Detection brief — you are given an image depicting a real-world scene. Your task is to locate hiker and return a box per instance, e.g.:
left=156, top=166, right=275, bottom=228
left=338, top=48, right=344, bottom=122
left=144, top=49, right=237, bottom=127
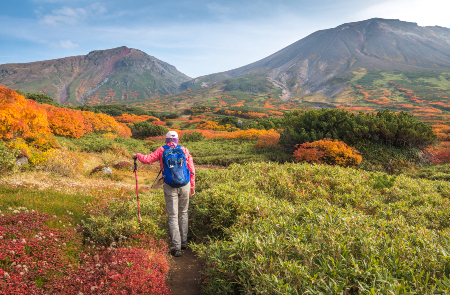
left=132, top=131, right=195, bottom=257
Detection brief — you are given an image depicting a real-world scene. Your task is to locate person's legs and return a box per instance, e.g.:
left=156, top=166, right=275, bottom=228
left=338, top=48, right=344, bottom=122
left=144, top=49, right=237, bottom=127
left=178, top=183, right=190, bottom=247
left=163, top=183, right=181, bottom=251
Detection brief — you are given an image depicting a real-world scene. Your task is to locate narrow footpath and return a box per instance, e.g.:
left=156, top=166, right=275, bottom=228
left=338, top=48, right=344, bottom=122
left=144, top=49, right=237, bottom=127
left=167, top=247, right=203, bottom=294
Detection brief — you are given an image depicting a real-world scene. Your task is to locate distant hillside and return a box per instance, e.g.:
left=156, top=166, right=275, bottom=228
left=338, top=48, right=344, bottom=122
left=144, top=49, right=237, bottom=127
left=180, top=18, right=450, bottom=100
left=0, top=46, right=190, bottom=105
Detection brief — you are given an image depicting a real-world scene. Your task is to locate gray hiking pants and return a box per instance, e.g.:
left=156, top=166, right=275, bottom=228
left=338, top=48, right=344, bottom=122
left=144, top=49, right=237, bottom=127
left=163, top=183, right=190, bottom=250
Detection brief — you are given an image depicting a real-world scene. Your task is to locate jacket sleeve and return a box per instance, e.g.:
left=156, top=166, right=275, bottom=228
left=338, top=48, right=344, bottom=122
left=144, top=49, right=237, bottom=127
left=183, top=147, right=195, bottom=190
left=137, top=147, right=164, bottom=165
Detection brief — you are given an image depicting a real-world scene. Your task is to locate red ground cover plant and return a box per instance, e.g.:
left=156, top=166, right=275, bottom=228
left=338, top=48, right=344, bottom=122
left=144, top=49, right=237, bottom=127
left=0, top=210, right=170, bottom=295
left=426, top=141, right=450, bottom=164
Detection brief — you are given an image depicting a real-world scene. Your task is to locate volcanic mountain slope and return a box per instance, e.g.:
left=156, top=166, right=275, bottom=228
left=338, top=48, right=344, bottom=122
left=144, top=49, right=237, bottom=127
left=0, top=46, right=190, bottom=105
left=180, top=18, right=450, bottom=100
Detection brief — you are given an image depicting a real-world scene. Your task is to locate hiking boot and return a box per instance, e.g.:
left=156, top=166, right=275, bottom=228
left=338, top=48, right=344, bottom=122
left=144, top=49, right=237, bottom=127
left=172, top=249, right=182, bottom=257
left=181, top=241, right=187, bottom=250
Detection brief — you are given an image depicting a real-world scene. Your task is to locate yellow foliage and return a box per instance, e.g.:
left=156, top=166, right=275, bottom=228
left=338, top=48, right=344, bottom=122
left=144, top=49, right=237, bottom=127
left=197, top=121, right=219, bottom=130
left=103, top=132, right=118, bottom=140
left=6, top=138, right=31, bottom=158
left=43, top=149, right=82, bottom=177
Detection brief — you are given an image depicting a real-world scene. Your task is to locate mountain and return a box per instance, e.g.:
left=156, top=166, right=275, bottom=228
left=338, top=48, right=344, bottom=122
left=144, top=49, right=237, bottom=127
left=180, top=18, right=450, bottom=100
left=0, top=46, right=190, bottom=105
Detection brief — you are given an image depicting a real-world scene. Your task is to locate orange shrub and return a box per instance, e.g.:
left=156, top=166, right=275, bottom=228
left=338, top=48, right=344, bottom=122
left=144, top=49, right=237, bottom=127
left=254, top=131, right=280, bottom=149
left=293, top=145, right=324, bottom=164
left=209, top=129, right=278, bottom=141
left=151, top=121, right=166, bottom=126
left=115, top=113, right=159, bottom=123
left=0, top=86, right=51, bottom=140
left=293, top=139, right=362, bottom=167
left=39, top=104, right=89, bottom=138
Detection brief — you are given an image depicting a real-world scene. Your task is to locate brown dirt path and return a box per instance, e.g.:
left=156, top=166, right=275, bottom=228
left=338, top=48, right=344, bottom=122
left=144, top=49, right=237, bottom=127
left=167, top=246, right=203, bottom=294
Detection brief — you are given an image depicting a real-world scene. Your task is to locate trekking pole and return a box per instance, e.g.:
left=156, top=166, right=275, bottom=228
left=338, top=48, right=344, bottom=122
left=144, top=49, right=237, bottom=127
left=134, top=158, right=141, bottom=223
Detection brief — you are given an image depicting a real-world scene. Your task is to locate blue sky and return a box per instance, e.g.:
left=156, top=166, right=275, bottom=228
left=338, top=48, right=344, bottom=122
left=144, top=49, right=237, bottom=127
left=1, top=0, right=449, bottom=78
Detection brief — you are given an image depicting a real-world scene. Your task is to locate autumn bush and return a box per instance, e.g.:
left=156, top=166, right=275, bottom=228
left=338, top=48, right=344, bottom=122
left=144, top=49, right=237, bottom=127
left=202, top=128, right=279, bottom=141
left=0, top=87, right=131, bottom=141
left=254, top=130, right=280, bottom=149
left=114, top=113, right=159, bottom=124
left=293, top=139, right=362, bottom=167
left=0, top=86, right=52, bottom=140
left=196, top=120, right=219, bottom=130
left=431, top=144, right=450, bottom=164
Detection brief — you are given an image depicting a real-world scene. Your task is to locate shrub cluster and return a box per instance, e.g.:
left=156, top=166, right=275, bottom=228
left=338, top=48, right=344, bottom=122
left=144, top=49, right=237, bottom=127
left=293, top=139, right=362, bottom=167
left=0, top=86, right=51, bottom=141
left=191, top=163, right=450, bottom=293
left=1, top=86, right=132, bottom=141
left=180, top=131, right=204, bottom=142
left=0, top=141, right=16, bottom=174
left=82, top=190, right=167, bottom=245
left=128, top=121, right=168, bottom=139
left=281, top=109, right=437, bottom=150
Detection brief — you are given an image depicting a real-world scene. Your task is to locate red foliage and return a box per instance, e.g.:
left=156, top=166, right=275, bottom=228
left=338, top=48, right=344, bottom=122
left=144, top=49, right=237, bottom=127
left=0, top=211, right=170, bottom=294
left=293, top=143, right=325, bottom=164
left=151, top=121, right=167, bottom=126
left=434, top=149, right=450, bottom=164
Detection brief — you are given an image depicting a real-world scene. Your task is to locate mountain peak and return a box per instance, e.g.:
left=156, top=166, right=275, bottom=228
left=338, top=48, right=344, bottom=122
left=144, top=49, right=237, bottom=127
left=185, top=18, right=450, bottom=99
left=0, top=47, right=190, bottom=105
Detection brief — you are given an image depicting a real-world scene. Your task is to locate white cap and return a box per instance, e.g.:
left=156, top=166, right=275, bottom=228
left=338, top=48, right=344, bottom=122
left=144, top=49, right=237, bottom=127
left=166, top=131, right=179, bottom=138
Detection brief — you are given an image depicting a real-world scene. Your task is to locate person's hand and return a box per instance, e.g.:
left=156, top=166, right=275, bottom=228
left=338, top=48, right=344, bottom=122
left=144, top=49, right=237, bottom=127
left=132, top=154, right=138, bottom=159
left=190, top=188, right=195, bottom=196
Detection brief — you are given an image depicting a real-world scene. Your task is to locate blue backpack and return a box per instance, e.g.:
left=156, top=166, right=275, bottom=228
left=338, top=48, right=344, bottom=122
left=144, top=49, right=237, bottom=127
left=162, top=145, right=191, bottom=188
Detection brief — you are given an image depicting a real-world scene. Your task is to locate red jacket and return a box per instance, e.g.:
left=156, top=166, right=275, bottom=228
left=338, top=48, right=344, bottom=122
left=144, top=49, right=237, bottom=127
left=136, top=143, right=195, bottom=190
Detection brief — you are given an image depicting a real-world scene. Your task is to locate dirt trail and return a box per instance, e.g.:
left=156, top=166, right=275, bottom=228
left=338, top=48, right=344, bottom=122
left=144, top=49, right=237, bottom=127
left=168, top=247, right=203, bottom=294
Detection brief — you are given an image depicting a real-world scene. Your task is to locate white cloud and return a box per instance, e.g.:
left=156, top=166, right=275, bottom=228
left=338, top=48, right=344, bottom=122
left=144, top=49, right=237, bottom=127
left=59, top=40, right=79, bottom=48
left=38, top=3, right=106, bottom=26
left=40, top=7, right=87, bottom=25
left=359, top=0, right=450, bottom=28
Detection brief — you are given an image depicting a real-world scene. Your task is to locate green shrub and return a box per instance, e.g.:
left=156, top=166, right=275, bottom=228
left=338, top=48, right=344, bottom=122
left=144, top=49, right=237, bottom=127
left=82, top=191, right=167, bottom=245
left=370, top=173, right=397, bottom=189
left=190, top=162, right=450, bottom=294
left=15, top=90, right=62, bottom=107
left=180, top=131, right=204, bottom=143
left=281, top=109, right=437, bottom=150
left=129, top=122, right=168, bottom=139
left=0, top=141, right=17, bottom=174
